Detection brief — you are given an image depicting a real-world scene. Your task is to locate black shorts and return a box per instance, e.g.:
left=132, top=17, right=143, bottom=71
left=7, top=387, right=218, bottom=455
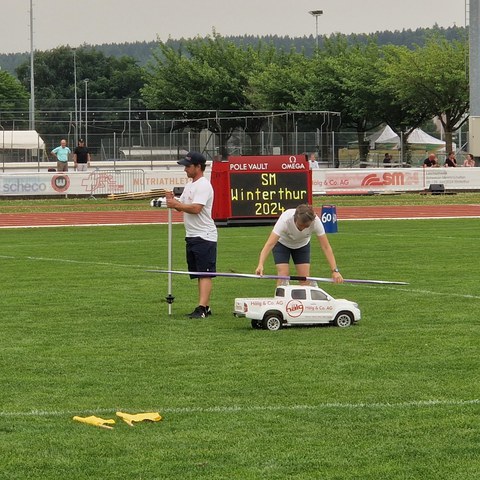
left=273, top=241, right=310, bottom=265
left=185, top=237, right=217, bottom=278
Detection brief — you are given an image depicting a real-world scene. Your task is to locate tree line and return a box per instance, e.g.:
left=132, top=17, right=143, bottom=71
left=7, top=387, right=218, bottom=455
left=0, top=26, right=469, bottom=160
left=0, top=24, right=466, bottom=73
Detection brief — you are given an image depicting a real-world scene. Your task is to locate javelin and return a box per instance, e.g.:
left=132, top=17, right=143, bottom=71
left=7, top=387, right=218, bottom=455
left=147, top=269, right=409, bottom=285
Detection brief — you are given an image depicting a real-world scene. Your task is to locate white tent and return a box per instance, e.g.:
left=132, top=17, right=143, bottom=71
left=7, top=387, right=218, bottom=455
left=1, top=130, right=46, bottom=149
left=404, top=128, right=445, bottom=146
left=372, top=126, right=446, bottom=149
left=369, top=125, right=397, bottom=148
left=1, top=130, right=47, bottom=162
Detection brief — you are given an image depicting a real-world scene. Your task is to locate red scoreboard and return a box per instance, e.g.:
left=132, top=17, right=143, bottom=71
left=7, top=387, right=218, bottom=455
left=210, top=155, right=312, bottom=225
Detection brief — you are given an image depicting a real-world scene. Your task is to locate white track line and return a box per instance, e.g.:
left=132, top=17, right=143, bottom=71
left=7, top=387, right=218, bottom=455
left=1, top=398, right=479, bottom=418
left=361, top=284, right=480, bottom=300
left=1, top=216, right=479, bottom=229
left=346, top=217, right=480, bottom=221
left=2, top=255, right=480, bottom=299
left=0, top=254, right=156, bottom=271
left=0, top=222, right=183, bottom=229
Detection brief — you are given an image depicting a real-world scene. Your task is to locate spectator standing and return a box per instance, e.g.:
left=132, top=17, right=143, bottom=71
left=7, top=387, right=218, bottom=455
left=383, top=153, right=392, bottom=167
left=308, top=153, right=319, bottom=169
left=51, top=139, right=71, bottom=172
left=166, top=152, right=217, bottom=319
left=73, top=138, right=91, bottom=171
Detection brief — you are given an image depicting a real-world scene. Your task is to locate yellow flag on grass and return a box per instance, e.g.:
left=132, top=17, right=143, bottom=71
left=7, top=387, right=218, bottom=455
left=116, top=411, right=162, bottom=427
left=73, top=415, right=115, bottom=429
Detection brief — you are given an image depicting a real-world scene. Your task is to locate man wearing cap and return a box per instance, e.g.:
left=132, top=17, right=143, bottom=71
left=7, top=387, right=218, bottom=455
left=166, top=151, right=217, bottom=319
left=73, top=138, right=91, bottom=171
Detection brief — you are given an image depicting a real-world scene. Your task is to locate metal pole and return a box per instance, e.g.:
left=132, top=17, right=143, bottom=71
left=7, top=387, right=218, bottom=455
left=78, top=98, right=82, bottom=139
left=73, top=48, right=78, bottom=142
left=168, top=207, right=173, bottom=315
left=400, top=131, right=404, bottom=164
left=309, top=10, right=323, bottom=50
left=84, top=79, right=89, bottom=145
left=128, top=98, right=132, bottom=159
left=146, top=111, right=153, bottom=170
left=1, top=124, right=4, bottom=173
left=29, top=0, right=35, bottom=130
left=332, top=130, right=335, bottom=167
left=37, top=133, right=41, bottom=172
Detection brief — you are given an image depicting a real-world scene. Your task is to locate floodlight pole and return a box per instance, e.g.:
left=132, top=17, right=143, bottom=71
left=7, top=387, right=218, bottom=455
left=84, top=79, right=89, bottom=145
left=309, top=10, right=323, bottom=49
left=29, top=0, right=35, bottom=131
left=73, top=48, right=78, bottom=142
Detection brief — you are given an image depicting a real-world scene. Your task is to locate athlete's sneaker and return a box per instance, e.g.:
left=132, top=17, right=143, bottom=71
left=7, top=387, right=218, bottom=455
left=205, top=306, right=212, bottom=316
left=188, top=306, right=207, bottom=319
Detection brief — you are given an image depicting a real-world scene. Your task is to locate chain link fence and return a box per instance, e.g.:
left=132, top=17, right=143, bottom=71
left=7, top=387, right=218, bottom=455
left=0, top=104, right=458, bottom=168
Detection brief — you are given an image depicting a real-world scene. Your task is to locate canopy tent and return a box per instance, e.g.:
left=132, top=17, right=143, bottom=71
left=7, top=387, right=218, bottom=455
left=1, top=130, right=47, bottom=162
left=404, top=128, right=446, bottom=147
left=371, top=126, right=447, bottom=150
left=368, top=125, right=397, bottom=148
left=1, top=130, right=46, bottom=149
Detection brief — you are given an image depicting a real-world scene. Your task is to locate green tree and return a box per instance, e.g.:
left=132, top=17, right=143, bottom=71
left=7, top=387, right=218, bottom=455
left=246, top=49, right=313, bottom=153
left=376, top=45, right=438, bottom=163
left=15, top=46, right=144, bottom=139
left=305, top=38, right=385, bottom=165
left=142, top=32, right=275, bottom=157
left=383, top=37, right=468, bottom=154
left=0, top=69, right=29, bottom=127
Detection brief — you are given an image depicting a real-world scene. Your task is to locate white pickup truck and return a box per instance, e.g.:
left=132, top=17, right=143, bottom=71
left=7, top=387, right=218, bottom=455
left=234, top=284, right=361, bottom=331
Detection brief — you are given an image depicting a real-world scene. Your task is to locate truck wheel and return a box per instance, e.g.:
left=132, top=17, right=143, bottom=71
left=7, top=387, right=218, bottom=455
left=263, top=313, right=282, bottom=331
left=334, top=311, right=353, bottom=328
left=251, top=319, right=263, bottom=329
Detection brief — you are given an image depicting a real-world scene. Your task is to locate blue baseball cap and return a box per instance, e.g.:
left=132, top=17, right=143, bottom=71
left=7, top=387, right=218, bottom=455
left=177, top=151, right=206, bottom=167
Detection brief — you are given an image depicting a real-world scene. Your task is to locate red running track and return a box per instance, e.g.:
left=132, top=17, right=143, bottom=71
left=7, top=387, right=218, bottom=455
left=0, top=205, right=479, bottom=228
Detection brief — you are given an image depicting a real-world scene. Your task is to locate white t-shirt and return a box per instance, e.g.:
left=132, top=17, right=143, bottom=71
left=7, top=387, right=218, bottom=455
left=180, top=176, right=217, bottom=242
left=272, top=209, right=325, bottom=249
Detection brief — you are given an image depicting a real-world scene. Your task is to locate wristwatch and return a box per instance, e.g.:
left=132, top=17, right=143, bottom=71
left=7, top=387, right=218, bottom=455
left=332, top=268, right=340, bottom=273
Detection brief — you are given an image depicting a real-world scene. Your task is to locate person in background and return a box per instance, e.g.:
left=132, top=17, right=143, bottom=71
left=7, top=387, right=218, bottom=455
left=463, top=153, right=476, bottom=167
left=423, top=153, right=438, bottom=168
left=51, top=139, right=71, bottom=172
left=73, top=138, right=91, bottom=171
left=255, top=204, right=344, bottom=285
left=444, top=151, right=457, bottom=167
left=308, top=152, right=319, bottom=169
left=166, top=151, right=217, bottom=319
left=383, top=153, right=392, bottom=167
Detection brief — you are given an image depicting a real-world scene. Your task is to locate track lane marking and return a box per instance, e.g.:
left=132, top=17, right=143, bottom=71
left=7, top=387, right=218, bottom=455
left=1, top=398, right=479, bottom=418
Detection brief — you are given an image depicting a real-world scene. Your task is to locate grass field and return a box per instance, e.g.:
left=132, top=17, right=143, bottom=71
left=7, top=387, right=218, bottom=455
left=1, top=191, right=480, bottom=213
left=1, top=212, right=479, bottom=479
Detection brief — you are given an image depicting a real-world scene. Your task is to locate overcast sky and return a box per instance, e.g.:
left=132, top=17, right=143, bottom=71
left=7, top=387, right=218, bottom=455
left=0, top=0, right=467, bottom=54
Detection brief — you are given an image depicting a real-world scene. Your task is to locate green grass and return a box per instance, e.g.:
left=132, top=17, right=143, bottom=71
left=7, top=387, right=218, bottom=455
left=0, top=191, right=480, bottom=213
left=1, top=218, right=479, bottom=479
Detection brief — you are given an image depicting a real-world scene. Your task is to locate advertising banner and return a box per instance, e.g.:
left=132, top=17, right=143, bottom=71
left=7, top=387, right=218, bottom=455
left=0, top=170, right=190, bottom=197
left=311, top=168, right=480, bottom=194
left=1, top=166, right=479, bottom=197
